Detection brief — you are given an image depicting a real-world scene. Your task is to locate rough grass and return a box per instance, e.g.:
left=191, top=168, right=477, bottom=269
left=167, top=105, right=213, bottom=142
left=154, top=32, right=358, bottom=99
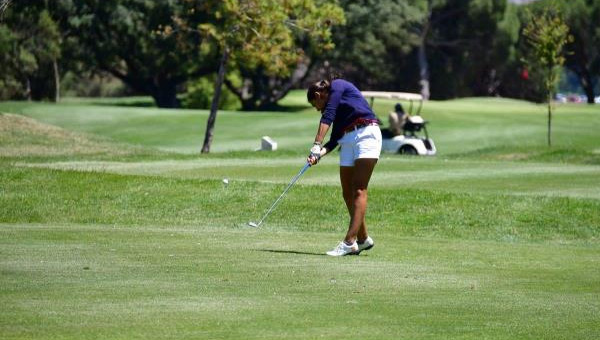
left=1, top=164, right=599, bottom=243
left=0, top=112, right=150, bottom=157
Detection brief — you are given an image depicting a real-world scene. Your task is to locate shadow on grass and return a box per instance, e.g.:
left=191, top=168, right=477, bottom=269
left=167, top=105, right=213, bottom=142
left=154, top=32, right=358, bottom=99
left=90, top=101, right=310, bottom=112
left=239, top=104, right=310, bottom=113
left=267, top=104, right=310, bottom=113
left=257, top=249, right=328, bottom=256
left=92, top=100, right=156, bottom=107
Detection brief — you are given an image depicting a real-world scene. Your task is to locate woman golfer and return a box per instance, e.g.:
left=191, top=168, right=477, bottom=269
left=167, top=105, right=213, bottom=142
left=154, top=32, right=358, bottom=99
left=306, top=78, right=382, bottom=256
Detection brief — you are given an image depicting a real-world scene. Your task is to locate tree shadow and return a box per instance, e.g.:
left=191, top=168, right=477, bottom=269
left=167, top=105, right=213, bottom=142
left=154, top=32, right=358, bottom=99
left=269, top=104, right=310, bottom=113
left=242, top=103, right=310, bottom=113
left=257, top=249, right=328, bottom=257
left=92, top=100, right=156, bottom=107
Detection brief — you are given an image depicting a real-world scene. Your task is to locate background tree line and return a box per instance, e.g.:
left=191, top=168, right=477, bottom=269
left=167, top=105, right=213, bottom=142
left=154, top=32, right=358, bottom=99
left=1, top=0, right=598, bottom=109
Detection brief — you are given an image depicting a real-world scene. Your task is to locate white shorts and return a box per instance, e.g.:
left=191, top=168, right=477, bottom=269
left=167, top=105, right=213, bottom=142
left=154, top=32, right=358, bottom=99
left=338, top=125, right=382, bottom=167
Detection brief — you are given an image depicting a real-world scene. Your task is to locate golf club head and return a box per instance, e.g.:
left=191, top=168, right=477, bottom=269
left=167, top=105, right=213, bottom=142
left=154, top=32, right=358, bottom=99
left=248, top=222, right=259, bottom=228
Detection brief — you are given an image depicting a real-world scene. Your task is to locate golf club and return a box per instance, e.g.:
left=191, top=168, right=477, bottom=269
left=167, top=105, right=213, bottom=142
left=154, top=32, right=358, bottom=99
left=248, top=162, right=311, bottom=228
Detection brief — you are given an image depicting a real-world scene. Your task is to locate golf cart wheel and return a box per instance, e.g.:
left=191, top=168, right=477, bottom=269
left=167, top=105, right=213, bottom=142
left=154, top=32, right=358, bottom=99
left=398, top=145, right=418, bottom=155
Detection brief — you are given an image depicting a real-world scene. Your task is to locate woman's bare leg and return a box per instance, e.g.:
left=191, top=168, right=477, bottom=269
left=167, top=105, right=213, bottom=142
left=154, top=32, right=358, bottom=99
left=340, top=158, right=377, bottom=244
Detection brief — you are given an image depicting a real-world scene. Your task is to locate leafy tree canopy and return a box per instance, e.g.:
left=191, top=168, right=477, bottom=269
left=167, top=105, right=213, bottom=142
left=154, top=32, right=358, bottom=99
left=0, top=3, right=60, bottom=100
left=181, top=0, right=345, bottom=110
left=327, top=0, right=423, bottom=89
left=554, top=0, right=600, bottom=103
left=57, top=0, right=218, bottom=107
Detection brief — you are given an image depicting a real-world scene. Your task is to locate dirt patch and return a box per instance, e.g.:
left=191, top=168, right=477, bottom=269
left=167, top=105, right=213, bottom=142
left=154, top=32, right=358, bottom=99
left=0, top=112, right=141, bottom=157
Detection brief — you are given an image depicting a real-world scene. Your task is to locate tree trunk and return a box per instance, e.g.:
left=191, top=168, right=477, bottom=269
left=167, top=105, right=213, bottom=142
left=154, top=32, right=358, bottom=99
left=25, top=78, right=31, bottom=101
left=202, top=48, right=229, bottom=154
left=108, top=68, right=182, bottom=109
left=418, top=42, right=430, bottom=100
left=579, top=71, right=595, bottom=104
left=53, top=59, right=60, bottom=103
left=418, top=1, right=432, bottom=100
left=547, top=92, right=552, bottom=147
left=0, top=0, right=11, bottom=18
left=225, top=60, right=311, bottom=111
left=151, top=81, right=180, bottom=108
left=566, top=36, right=595, bottom=104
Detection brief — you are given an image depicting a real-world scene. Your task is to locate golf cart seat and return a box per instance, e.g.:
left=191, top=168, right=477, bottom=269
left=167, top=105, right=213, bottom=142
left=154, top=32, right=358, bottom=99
left=403, top=115, right=426, bottom=135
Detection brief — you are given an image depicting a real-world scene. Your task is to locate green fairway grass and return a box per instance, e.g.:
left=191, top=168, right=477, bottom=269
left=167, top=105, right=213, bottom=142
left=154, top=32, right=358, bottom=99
left=1, top=224, right=598, bottom=339
left=1, top=94, right=599, bottom=339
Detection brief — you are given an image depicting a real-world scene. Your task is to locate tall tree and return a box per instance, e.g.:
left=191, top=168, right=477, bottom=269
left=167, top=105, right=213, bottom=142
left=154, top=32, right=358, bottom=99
left=326, top=0, right=509, bottom=98
left=422, top=0, right=508, bottom=99
left=57, top=0, right=218, bottom=108
left=220, top=0, right=345, bottom=111
left=523, top=4, right=571, bottom=146
left=327, top=0, right=422, bottom=91
left=416, top=0, right=433, bottom=99
left=0, top=3, right=61, bottom=101
left=171, top=0, right=343, bottom=152
left=557, top=0, right=600, bottom=104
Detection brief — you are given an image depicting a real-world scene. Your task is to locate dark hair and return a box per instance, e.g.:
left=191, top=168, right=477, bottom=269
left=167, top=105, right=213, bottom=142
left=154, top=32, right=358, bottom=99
left=306, top=73, right=341, bottom=102
left=307, top=79, right=331, bottom=102
left=395, top=103, right=405, bottom=114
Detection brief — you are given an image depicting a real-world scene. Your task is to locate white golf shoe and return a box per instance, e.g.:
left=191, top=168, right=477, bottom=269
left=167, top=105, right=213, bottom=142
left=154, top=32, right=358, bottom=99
left=326, top=241, right=359, bottom=256
left=357, top=236, right=374, bottom=253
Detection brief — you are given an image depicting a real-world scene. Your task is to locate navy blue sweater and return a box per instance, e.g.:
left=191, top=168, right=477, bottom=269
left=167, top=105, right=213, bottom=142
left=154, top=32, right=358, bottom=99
left=320, top=79, right=377, bottom=151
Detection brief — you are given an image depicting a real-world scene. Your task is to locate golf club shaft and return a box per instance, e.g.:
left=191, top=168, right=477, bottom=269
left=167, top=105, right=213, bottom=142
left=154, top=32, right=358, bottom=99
left=255, top=162, right=310, bottom=227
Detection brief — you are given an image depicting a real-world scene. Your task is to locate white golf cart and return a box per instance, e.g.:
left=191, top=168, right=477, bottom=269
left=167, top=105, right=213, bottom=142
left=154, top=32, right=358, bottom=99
left=361, top=91, right=437, bottom=156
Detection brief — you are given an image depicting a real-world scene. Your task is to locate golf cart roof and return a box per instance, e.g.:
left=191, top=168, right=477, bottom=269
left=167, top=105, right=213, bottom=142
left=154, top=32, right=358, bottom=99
left=362, top=91, right=424, bottom=115
left=361, top=91, right=423, bottom=101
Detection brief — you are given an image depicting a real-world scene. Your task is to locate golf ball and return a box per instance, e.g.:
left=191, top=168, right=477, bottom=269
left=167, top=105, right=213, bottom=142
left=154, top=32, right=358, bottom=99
left=223, top=178, right=229, bottom=185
